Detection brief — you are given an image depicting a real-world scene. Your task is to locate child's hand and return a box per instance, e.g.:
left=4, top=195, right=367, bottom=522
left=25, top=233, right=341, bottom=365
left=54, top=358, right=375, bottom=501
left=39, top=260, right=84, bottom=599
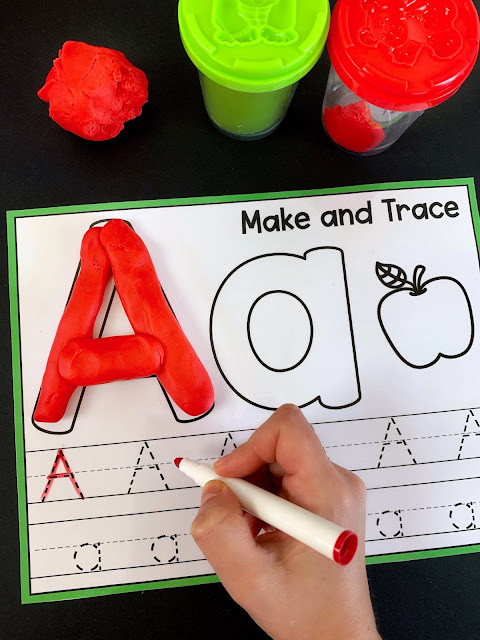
left=191, top=404, right=381, bottom=640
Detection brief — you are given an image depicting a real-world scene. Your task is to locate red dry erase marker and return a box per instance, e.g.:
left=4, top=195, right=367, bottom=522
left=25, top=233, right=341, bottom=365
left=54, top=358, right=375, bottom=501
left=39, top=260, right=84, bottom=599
left=174, top=458, right=358, bottom=566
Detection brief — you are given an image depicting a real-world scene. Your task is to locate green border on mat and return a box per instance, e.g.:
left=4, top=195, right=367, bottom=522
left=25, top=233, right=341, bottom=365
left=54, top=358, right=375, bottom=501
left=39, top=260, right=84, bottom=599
left=7, top=177, right=479, bottom=604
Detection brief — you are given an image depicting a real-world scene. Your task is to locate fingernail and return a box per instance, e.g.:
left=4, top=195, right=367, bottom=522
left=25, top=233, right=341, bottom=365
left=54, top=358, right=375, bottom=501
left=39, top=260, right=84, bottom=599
left=214, top=451, right=232, bottom=470
left=213, top=458, right=224, bottom=472
left=201, top=480, right=225, bottom=504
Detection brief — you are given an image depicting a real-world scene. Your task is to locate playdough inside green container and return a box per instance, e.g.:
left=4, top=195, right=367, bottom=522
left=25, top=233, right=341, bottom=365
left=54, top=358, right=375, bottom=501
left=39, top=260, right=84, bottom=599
left=178, top=0, right=330, bottom=140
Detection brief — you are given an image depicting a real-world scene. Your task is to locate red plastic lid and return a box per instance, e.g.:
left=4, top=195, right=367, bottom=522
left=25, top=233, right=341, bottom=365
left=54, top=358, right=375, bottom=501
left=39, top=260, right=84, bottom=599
left=328, top=0, right=480, bottom=111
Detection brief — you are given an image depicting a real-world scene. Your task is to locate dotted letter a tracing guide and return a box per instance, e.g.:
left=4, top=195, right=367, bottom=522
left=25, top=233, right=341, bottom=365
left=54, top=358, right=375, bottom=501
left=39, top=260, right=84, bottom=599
left=8, top=178, right=480, bottom=603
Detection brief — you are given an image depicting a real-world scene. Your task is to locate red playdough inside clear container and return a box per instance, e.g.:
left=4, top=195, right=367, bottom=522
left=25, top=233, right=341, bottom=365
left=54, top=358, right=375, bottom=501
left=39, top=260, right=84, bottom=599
left=322, top=0, right=480, bottom=155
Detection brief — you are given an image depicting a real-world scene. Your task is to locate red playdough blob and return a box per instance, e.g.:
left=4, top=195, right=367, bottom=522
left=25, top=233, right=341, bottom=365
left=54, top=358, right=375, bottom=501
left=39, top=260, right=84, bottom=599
left=323, top=101, right=385, bottom=153
left=38, top=41, right=148, bottom=141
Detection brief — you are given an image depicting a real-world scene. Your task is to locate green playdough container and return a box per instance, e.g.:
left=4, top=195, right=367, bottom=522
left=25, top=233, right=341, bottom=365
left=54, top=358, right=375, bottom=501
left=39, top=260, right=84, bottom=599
left=178, top=0, right=330, bottom=140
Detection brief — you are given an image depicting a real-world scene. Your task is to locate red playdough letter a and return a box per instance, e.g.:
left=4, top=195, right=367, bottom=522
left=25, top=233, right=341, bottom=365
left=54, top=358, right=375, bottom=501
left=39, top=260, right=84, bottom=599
left=41, top=449, right=85, bottom=502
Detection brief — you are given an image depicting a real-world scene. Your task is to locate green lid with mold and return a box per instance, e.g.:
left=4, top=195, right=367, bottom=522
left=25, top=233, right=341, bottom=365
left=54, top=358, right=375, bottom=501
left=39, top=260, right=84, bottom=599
left=178, top=0, right=330, bottom=93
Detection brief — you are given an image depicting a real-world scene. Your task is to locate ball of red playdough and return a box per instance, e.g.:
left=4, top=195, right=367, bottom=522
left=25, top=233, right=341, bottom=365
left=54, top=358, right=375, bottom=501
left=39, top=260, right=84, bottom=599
left=38, top=41, right=148, bottom=141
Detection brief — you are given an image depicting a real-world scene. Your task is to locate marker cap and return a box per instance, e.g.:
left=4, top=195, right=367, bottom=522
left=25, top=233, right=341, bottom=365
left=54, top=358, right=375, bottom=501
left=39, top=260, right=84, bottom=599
left=333, top=530, right=358, bottom=566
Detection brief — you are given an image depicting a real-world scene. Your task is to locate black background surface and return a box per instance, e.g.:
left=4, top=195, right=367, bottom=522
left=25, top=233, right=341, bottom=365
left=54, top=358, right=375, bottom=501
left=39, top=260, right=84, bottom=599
left=1, top=1, right=480, bottom=638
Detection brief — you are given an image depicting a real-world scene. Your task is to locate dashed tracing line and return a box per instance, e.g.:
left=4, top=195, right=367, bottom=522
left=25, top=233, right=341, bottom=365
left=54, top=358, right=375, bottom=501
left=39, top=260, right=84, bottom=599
left=376, top=419, right=417, bottom=469
left=376, top=510, right=404, bottom=538
left=26, top=412, right=480, bottom=479
left=34, top=532, right=190, bottom=552
left=368, top=501, right=479, bottom=516
left=28, top=457, right=218, bottom=478
left=469, top=502, right=477, bottom=529
left=372, top=502, right=480, bottom=539
left=220, top=433, right=237, bottom=457
left=73, top=542, right=101, bottom=571
left=151, top=534, right=179, bottom=564
left=27, top=434, right=480, bottom=476
left=449, top=502, right=476, bottom=530
left=40, top=449, right=85, bottom=502
left=377, top=422, right=391, bottom=468
left=36, top=544, right=76, bottom=551
left=325, top=410, right=480, bottom=451
left=326, top=431, right=480, bottom=449
left=28, top=464, right=166, bottom=479
left=127, top=442, right=169, bottom=494
left=457, top=411, right=480, bottom=460
left=397, top=511, right=404, bottom=537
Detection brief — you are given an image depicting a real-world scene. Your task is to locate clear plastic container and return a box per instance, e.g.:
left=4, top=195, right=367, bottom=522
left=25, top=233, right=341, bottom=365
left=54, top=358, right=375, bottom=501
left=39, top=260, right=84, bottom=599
left=322, top=67, right=423, bottom=155
left=324, top=0, right=479, bottom=156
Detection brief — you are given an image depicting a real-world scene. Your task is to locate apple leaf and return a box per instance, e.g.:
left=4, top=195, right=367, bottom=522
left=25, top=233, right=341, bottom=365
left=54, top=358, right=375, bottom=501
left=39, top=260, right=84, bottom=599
left=376, top=262, right=408, bottom=289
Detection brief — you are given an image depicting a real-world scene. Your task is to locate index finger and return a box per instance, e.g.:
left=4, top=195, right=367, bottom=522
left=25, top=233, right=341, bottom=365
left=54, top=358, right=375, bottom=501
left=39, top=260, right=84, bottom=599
left=214, top=404, right=332, bottom=482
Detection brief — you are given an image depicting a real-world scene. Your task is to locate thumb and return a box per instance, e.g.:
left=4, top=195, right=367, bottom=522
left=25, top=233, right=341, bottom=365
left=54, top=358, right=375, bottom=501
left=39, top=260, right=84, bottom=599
left=191, top=480, right=269, bottom=604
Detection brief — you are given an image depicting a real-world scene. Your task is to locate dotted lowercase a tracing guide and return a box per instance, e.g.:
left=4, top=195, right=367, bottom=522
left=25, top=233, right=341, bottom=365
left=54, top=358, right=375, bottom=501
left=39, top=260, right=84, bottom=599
left=8, top=178, right=480, bottom=603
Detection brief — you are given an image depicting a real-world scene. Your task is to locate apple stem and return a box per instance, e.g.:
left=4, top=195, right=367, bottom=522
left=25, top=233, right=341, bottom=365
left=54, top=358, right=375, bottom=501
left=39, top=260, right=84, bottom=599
left=411, top=265, right=427, bottom=295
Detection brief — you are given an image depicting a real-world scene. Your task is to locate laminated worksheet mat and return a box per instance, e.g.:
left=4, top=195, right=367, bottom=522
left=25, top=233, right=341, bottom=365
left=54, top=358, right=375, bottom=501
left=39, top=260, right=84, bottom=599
left=8, top=178, right=480, bottom=602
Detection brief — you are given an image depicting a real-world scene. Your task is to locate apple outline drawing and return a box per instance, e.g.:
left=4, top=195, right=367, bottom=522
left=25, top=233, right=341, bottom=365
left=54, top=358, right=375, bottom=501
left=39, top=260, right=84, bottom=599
left=376, top=262, right=474, bottom=369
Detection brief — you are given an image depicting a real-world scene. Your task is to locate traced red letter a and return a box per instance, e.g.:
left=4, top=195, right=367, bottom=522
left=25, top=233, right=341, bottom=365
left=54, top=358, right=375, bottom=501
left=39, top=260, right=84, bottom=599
left=41, top=449, right=84, bottom=502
